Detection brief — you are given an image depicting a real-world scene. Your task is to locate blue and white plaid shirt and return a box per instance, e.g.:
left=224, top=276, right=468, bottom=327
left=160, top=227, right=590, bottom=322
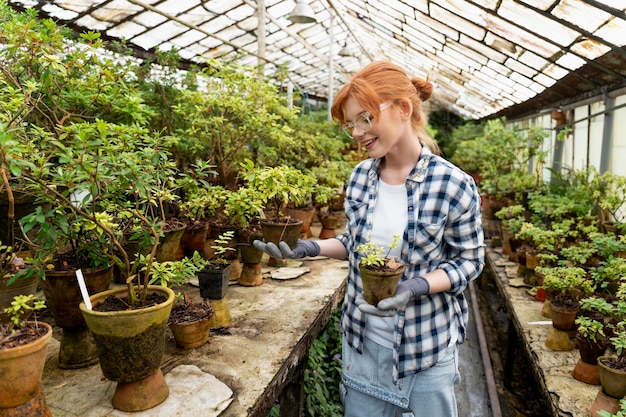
left=335, top=146, right=485, bottom=381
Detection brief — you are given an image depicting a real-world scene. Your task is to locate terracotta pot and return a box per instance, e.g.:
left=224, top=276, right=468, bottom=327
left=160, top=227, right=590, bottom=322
left=179, top=221, right=209, bottom=257
left=318, top=211, right=344, bottom=239
left=597, top=355, right=626, bottom=399
left=260, top=218, right=303, bottom=249
left=359, top=262, right=404, bottom=306
left=42, top=265, right=112, bottom=329
left=260, top=218, right=303, bottom=267
left=42, top=265, right=112, bottom=369
left=550, top=303, right=579, bottom=331
left=286, top=207, right=316, bottom=238
left=79, top=286, right=174, bottom=412
left=169, top=318, right=211, bottom=349
left=0, top=272, right=39, bottom=324
left=572, top=335, right=606, bottom=385
left=0, top=322, right=53, bottom=412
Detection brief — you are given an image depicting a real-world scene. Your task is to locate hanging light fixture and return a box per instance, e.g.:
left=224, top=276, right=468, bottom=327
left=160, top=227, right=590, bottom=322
left=288, top=0, right=317, bottom=24
left=338, top=43, right=352, bottom=57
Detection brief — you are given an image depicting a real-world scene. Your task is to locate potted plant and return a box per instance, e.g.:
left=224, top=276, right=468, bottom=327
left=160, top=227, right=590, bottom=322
left=590, top=168, right=626, bottom=234
left=241, top=160, right=311, bottom=265
left=224, top=186, right=266, bottom=286
left=573, top=314, right=608, bottom=385
left=539, top=265, right=594, bottom=351
left=175, top=162, right=219, bottom=257
left=196, top=231, right=237, bottom=329
left=0, top=241, right=38, bottom=324
left=146, top=252, right=214, bottom=349
left=355, top=235, right=405, bottom=306
left=0, top=294, right=52, bottom=415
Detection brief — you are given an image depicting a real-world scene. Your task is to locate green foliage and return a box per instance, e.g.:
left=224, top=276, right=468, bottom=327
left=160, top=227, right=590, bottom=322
left=2, top=294, right=46, bottom=334
left=268, top=308, right=344, bottom=417
left=574, top=315, right=605, bottom=344
left=146, top=251, right=207, bottom=288
left=464, top=118, right=548, bottom=202
left=356, top=235, right=400, bottom=267
left=242, top=160, right=317, bottom=218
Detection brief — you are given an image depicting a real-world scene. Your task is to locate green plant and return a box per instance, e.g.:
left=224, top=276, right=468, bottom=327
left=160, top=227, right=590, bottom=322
left=241, top=160, right=317, bottom=220
left=538, top=266, right=594, bottom=306
left=205, top=231, right=236, bottom=269
left=1, top=294, right=45, bottom=335
left=146, top=251, right=207, bottom=288
left=575, top=315, right=606, bottom=344
left=223, top=186, right=265, bottom=229
left=0, top=241, right=34, bottom=285
left=597, top=399, right=626, bottom=417
left=355, top=235, right=401, bottom=268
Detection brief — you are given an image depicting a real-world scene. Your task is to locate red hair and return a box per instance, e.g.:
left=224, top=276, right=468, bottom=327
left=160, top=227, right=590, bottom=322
left=331, top=61, right=440, bottom=154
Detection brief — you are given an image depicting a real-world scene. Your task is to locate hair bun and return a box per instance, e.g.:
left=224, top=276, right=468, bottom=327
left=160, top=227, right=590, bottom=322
left=411, top=77, right=433, bottom=102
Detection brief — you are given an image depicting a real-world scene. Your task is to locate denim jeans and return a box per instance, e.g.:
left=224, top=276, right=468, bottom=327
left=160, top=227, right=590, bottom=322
left=341, top=337, right=460, bottom=417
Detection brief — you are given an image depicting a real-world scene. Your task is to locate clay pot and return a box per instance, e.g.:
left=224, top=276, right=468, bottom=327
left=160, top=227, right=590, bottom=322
left=260, top=218, right=303, bottom=267
left=287, top=207, right=316, bottom=238
left=80, top=286, right=174, bottom=412
left=0, top=322, right=53, bottom=414
left=169, top=318, right=211, bottom=349
left=42, top=265, right=112, bottom=369
left=0, top=271, right=39, bottom=324
left=597, top=355, right=626, bottom=399
left=318, top=211, right=344, bottom=239
left=359, top=262, right=404, bottom=306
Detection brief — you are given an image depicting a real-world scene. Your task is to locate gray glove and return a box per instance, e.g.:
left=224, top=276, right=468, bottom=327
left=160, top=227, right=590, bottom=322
left=252, top=239, right=320, bottom=259
left=357, top=276, right=430, bottom=317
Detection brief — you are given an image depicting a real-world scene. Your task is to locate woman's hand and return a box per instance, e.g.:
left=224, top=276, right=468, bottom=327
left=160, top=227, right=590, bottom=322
left=252, top=239, right=320, bottom=259
left=357, top=276, right=430, bottom=316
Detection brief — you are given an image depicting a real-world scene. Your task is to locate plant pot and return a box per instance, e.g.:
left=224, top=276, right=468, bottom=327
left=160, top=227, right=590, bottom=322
left=0, top=322, right=53, bottom=414
left=169, top=318, right=211, bottom=349
left=317, top=211, right=344, bottom=239
left=0, top=272, right=39, bottom=324
left=597, top=355, right=626, bottom=399
left=179, top=221, right=209, bottom=258
left=41, top=265, right=112, bottom=369
left=550, top=303, right=579, bottom=331
left=359, top=263, right=404, bottom=306
left=79, top=285, right=174, bottom=412
left=198, top=264, right=232, bottom=300
left=237, top=228, right=264, bottom=287
left=260, top=218, right=303, bottom=267
left=589, top=390, right=622, bottom=417
left=286, top=207, right=316, bottom=238
left=125, top=223, right=187, bottom=263
left=572, top=335, right=606, bottom=385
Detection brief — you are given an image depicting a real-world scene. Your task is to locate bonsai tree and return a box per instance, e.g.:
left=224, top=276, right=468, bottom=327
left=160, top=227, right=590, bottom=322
left=1, top=294, right=46, bottom=339
left=355, top=234, right=403, bottom=271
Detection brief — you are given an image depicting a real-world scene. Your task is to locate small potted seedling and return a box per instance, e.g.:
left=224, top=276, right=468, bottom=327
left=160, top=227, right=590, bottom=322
left=356, top=235, right=405, bottom=305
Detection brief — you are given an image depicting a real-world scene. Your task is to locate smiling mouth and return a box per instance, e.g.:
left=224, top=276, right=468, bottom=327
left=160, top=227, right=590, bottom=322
left=362, top=137, right=376, bottom=148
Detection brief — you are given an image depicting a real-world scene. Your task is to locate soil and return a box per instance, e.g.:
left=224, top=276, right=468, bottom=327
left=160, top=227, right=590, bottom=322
left=0, top=321, right=48, bottom=349
left=168, top=300, right=214, bottom=325
left=92, top=292, right=167, bottom=311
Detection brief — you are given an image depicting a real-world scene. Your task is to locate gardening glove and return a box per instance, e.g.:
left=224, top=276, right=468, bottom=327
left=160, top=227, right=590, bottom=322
left=357, top=276, right=430, bottom=317
left=253, top=239, right=320, bottom=259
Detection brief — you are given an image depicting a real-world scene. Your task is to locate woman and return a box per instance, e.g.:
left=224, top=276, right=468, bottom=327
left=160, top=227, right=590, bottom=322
left=254, top=61, right=485, bottom=417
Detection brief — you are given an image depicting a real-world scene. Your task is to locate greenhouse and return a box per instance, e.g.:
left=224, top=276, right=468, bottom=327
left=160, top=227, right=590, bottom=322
left=1, top=1, right=626, bottom=417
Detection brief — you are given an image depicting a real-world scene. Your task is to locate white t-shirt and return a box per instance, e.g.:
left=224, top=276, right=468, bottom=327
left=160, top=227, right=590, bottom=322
left=364, top=179, right=408, bottom=348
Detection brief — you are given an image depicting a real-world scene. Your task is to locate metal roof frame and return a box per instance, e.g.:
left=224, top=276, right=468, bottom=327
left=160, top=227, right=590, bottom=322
left=8, top=0, right=626, bottom=120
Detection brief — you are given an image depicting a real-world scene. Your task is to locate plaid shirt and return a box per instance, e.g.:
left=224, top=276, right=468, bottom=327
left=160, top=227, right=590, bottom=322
left=336, top=146, right=485, bottom=381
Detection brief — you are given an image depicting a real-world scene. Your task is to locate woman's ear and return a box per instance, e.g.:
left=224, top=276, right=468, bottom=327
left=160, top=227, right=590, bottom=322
left=399, top=100, right=413, bottom=120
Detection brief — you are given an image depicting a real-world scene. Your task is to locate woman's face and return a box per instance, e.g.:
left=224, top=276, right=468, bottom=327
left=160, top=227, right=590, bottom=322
left=343, top=96, right=409, bottom=159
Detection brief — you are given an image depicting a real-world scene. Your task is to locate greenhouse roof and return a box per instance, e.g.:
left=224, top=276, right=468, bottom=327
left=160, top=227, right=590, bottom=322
left=8, top=0, right=626, bottom=120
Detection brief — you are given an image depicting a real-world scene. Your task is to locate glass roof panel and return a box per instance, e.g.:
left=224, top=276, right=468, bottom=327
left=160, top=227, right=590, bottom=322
left=6, top=0, right=626, bottom=120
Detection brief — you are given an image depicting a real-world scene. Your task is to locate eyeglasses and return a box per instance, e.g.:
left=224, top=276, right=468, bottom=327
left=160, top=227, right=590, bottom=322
left=341, top=101, right=393, bottom=138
